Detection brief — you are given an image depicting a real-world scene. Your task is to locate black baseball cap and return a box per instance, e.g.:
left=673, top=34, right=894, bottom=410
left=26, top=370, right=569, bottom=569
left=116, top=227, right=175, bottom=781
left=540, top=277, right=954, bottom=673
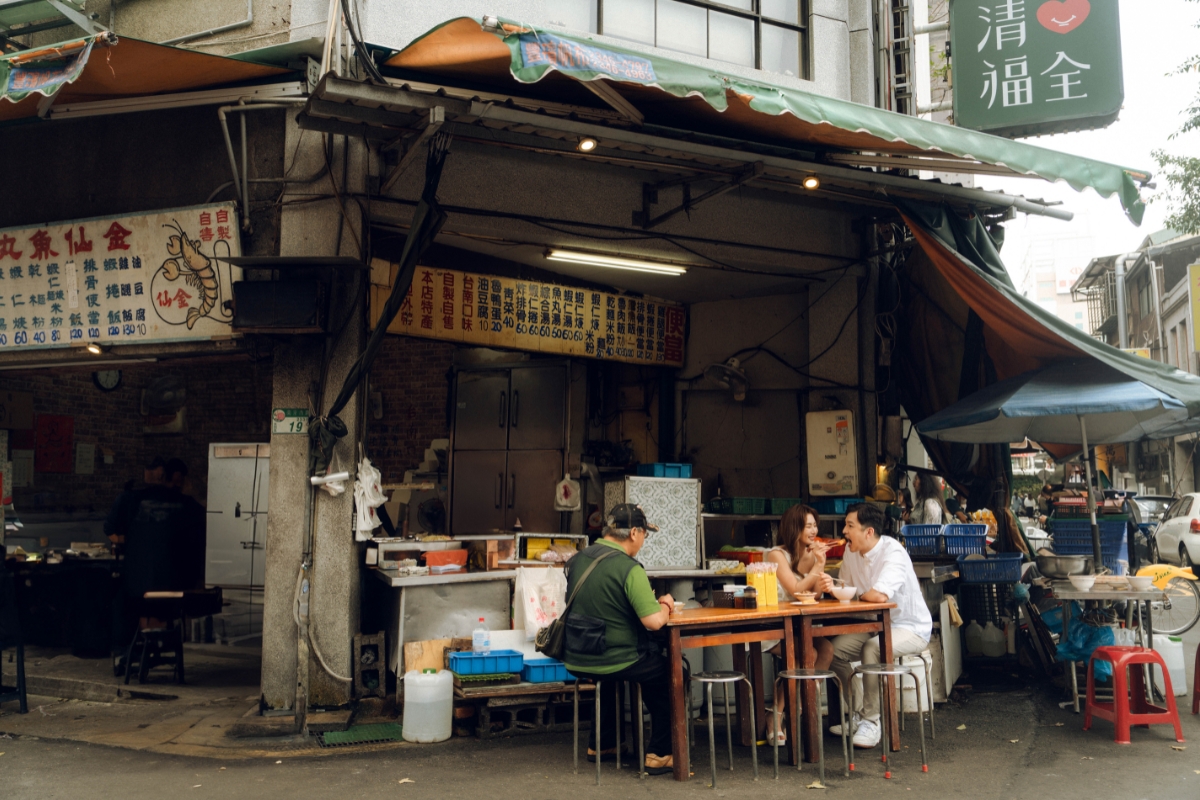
left=607, top=503, right=658, bottom=531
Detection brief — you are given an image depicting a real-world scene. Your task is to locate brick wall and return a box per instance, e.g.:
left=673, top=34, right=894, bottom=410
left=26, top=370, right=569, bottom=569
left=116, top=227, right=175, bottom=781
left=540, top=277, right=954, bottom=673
left=365, top=336, right=455, bottom=483
left=0, top=357, right=271, bottom=512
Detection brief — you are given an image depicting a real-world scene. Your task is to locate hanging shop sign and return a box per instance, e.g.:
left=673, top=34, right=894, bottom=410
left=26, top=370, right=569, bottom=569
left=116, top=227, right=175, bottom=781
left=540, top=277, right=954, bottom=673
left=949, top=0, right=1124, bottom=138
left=369, top=263, right=685, bottom=367
left=0, top=203, right=241, bottom=352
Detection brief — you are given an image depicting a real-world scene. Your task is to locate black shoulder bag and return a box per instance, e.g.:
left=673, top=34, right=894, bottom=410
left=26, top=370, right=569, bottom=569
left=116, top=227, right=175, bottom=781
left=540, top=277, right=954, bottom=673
left=535, top=550, right=618, bottom=660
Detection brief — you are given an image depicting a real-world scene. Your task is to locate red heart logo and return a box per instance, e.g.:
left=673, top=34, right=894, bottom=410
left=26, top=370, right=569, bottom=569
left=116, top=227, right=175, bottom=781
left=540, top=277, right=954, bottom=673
left=1037, top=0, right=1090, bottom=34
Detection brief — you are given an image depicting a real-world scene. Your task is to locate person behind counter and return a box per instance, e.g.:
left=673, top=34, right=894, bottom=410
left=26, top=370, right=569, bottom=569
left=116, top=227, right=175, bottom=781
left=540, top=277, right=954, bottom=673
left=821, top=502, right=932, bottom=749
left=563, top=503, right=678, bottom=776
left=906, top=474, right=948, bottom=525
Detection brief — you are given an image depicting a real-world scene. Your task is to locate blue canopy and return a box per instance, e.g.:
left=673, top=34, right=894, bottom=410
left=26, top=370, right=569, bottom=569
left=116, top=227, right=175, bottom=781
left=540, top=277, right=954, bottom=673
left=916, top=360, right=1188, bottom=446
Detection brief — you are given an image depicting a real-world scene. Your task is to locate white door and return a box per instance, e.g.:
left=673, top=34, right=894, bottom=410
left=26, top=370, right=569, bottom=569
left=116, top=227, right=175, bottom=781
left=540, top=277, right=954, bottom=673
left=206, top=444, right=270, bottom=587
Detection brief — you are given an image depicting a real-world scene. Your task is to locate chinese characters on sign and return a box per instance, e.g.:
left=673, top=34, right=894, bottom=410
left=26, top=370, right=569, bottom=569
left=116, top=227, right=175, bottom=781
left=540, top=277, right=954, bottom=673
left=369, top=262, right=686, bottom=367
left=950, top=0, right=1124, bottom=138
left=0, top=204, right=241, bottom=351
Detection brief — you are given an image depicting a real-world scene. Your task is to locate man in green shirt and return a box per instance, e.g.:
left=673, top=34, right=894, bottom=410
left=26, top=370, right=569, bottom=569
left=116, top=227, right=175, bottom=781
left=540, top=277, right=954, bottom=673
left=564, top=504, right=678, bottom=775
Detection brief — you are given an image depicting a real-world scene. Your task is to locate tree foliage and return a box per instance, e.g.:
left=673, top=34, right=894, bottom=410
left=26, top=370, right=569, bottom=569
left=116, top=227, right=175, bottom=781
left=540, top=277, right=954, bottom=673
left=1153, top=0, right=1200, bottom=234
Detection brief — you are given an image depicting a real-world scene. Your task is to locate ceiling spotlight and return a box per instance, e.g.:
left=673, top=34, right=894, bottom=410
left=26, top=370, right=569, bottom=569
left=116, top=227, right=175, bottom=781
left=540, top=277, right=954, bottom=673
left=545, top=249, right=688, bottom=276
left=802, top=175, right=821, bottom=190
left=576, top=136, right=598, bottom=153
left=85, top=342, right=105, bottom=355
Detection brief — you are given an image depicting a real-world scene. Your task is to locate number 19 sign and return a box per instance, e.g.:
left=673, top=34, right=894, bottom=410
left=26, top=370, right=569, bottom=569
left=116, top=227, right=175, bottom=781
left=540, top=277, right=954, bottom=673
left=950, top=0, right=1124, bottom=138
left=0, top=204, right=242, bottom=352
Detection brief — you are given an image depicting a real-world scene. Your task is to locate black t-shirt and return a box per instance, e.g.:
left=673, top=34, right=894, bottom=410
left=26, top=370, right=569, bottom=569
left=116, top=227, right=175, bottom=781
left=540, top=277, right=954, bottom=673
left=108, top=486, right=206, bottom=597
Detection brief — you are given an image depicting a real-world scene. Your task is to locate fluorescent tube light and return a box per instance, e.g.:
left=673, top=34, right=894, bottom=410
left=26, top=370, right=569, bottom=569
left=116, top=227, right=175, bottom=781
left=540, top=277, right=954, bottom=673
left=544, top=249, right=688, bottom=276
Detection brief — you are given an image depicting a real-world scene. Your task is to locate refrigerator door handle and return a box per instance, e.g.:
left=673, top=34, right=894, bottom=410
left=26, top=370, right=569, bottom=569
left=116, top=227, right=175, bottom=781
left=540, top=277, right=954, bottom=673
left=510, top=390, right=519, bottom=428
left=509, top=473, right=516, bottom=509
left=495, top=472, right=504, bottom=509
left=498, top=391, right=507, bottom=428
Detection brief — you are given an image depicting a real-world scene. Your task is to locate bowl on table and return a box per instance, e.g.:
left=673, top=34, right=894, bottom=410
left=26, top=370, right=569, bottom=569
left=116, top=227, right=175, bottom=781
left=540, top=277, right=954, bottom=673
left=830, top=585, right=857, bottom=603
left=1068, top=575, right=1096, bottom=592
left=793, top=591, right=818, bottom=605
left=1127, top=576, right=1155, bottom=591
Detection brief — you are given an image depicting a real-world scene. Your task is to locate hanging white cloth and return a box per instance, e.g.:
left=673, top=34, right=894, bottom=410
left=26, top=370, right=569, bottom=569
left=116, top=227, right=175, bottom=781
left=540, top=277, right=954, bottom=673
left=354, top=455, right=388, bottom=540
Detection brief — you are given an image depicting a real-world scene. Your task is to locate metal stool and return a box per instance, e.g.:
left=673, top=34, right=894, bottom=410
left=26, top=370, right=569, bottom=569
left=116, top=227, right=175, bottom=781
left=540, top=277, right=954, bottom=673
left=573, top=679, right=646, bottom=784
left=772, top=669, right=851, bottom=784
left=898, top=650, right=936, bottom=739
left=692, top=670, right=759, bottom=788
left=852, top=663, right=928, bottom=779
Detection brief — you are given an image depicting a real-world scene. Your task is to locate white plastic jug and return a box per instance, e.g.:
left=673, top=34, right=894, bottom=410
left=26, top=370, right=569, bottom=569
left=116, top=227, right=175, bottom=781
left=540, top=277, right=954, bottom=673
left=402, top=669, right=453, bottom=742
left=965, top=620, right=984, bottom=656
left=1151, top=636, right=1189, bottom=697
left=981, top=622, right=1006, bottom=657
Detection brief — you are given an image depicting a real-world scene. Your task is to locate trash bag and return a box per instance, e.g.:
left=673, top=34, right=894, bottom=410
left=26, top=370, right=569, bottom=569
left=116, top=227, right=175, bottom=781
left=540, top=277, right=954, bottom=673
left=1056, top=618, right=1117, bottom=680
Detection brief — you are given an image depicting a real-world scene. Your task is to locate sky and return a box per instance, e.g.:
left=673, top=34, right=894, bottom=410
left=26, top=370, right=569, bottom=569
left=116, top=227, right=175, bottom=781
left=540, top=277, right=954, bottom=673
left=974, top=0, right=1200, bottom=284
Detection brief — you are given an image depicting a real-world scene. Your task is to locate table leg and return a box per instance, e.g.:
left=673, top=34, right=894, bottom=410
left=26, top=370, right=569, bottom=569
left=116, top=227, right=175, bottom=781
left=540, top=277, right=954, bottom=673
left=783, top=615, right=798, bottom=768
left=750, top=642, right=766, bottom=743
left=880, top=610, right=899, bottom=752
left=669, top=628, right=689, bottom=781
left=1063, top=602, right=1079, bottom=713
left=732, top=643, right=753, bottom=746
left=800, top=617, right=820, bottom=764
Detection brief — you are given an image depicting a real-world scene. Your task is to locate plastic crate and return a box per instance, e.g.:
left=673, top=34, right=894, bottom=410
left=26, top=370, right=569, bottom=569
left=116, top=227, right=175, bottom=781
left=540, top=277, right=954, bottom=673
left=636, top=462, right=693, bottom=478
left=729, top=497, right=767, bottom=515
left=956, top=553, right=1023, bottom=584
left=812, top=497, right=865, bottom=515
left=448, top=649, right=524, bottom=676
left=521, top=658, right=573, bottom=683
left=942, top=524, right=988, bottom=556
left=958, top=583, right=1014, bottom=626
left=1049, top=519, right=1126, bottom=557
left=903, top=534, right=942, bottom=556
left=770, top=498, right=804, bottom=515
left=706, top=497, right=730, bottom=514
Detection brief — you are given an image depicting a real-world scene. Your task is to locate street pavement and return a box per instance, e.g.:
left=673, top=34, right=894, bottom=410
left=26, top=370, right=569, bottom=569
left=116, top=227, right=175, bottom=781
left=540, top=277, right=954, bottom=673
left=3, top=679, right=1199, bottom=800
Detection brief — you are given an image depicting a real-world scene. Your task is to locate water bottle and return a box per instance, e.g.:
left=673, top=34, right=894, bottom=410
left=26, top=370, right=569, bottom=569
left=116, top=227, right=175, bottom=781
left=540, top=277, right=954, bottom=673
left=472, top=617, right=491, bottom=655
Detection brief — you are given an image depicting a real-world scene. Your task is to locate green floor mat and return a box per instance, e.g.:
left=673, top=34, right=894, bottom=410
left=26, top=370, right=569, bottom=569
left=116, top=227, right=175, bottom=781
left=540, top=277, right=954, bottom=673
left=319, top=722, right=404, bottom=747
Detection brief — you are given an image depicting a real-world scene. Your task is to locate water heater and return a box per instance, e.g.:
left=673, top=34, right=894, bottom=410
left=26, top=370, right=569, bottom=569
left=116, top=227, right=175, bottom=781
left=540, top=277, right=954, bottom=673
left=806, top=410, right=858, bottom=496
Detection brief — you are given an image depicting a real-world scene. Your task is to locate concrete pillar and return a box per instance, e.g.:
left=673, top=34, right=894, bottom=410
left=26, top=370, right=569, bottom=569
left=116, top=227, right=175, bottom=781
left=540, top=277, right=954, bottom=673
left=260, top=119, right=366, bottom=710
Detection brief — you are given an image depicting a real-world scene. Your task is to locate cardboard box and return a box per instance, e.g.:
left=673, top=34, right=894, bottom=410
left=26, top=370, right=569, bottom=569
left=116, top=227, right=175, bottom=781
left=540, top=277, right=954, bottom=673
left=0, top=391, right=33, bottom=430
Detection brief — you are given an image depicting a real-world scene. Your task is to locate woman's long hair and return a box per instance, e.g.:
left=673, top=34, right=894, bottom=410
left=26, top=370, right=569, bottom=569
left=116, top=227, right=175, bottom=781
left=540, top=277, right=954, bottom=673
left=915, top=474, right=950, bottom=519
left=777, top=504, right=820, bottom=571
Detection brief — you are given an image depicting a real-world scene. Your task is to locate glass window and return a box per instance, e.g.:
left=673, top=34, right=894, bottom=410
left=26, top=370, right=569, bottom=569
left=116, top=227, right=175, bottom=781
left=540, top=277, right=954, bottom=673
left=708, top=9, right=755, bottom=67
left=656, top=0, right=707, bottom=57
left=604, top=0, right=655, bottom=45
left=760, top=0, right=802, bottom=24
left=1074, top=311, right=1083, bottom=320
left=550, top=0, right=599, bottom=32
left=761, top=22, right=802, bottom=77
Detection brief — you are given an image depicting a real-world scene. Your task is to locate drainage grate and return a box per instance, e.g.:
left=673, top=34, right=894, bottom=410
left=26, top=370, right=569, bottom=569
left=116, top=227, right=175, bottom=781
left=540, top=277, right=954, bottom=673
left=318, top=722, right=403, bottom=748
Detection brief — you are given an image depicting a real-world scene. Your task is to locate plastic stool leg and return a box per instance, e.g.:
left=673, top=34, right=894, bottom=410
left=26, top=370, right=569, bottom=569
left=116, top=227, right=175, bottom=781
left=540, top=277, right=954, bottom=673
left=832, top=675, right=851, bottom=775
left=573, top=683, right=579, bottom=774
left=742, top=677, right=758, bottom=781
left=615, top=683, right=622, bottom=770
left=1083, top=657, right=1096, bottom=732
left=595, top=680, right=602, bottom=786
left=911, top=673, right=928, bottom=773
left=923, top=657, right=935, bottom=740
left=723, top=682, right=734, bottom=771
left=816, top=682, right=826, bottom=786
left=707, top=683, right=718, bottom=789
left=880, top=675, right=891, bottom=779
left=772, top=677, right=780, bottom=780
left=636, top=683, right=646, bottom=779
left=1153, top=661, right=1186, bottom=743
left=1112, top=659, right=1132, bottom=744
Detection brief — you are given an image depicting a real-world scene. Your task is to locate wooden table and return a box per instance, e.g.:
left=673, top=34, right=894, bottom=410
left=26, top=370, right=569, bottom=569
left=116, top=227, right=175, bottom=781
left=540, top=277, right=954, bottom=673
left=790, top=600, right=898, bottom=763
left=665, top=605, right=806, bottom=782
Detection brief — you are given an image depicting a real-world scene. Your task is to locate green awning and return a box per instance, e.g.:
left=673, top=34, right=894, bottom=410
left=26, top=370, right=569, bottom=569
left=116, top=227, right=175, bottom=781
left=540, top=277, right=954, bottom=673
left=384, top=17, right=1151, bottom=224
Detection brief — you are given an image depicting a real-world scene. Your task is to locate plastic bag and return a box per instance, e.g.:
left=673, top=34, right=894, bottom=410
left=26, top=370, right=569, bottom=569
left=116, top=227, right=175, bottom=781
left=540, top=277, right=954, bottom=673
left=513, top=566, right=568, bottom=641
left=554, top=474, right=581, bottom=511
left=1056, top=620, right=1116, bottom=680
left=353, top=456, right=388, bottom=540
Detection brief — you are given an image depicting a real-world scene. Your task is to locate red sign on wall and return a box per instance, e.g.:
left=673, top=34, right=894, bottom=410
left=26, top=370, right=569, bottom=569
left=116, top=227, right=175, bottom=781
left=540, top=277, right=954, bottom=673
left=34, top=414, right=74, bottom=474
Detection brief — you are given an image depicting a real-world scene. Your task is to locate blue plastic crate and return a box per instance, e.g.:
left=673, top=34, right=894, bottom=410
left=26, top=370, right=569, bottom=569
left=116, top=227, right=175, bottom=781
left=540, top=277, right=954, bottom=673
left=448, top=649, right=524, bottom=676
left=636, top=462, right=693, bottom=478
left=1050, top=519, right=1126, bottom=557
left=942, top=524, right=988, bottom=556
left=956, top=553, right=1023, bottom=584
left=521, top=658, right=573, bottom=683
left=812, top=497, right=865, bottom=515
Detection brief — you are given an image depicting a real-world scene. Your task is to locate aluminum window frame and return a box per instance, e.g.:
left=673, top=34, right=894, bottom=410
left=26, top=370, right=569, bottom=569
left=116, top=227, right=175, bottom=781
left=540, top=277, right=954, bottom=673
left=596, top=0, right=811, bottom=79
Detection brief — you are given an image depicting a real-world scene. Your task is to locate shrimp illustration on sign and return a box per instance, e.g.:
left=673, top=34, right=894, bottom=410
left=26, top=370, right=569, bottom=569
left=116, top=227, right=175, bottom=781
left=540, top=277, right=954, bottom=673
left=152, top=220, right=233, bottom=329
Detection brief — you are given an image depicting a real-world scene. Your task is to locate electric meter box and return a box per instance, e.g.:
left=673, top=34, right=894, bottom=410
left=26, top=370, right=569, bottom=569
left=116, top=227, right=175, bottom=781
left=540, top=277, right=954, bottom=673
left=806, top=410, right=858, bottom=496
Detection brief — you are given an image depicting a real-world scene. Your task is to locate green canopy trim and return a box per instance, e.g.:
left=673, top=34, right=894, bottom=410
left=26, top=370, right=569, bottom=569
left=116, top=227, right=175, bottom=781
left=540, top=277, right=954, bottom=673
left=385, top=17, right=1150, bottom=224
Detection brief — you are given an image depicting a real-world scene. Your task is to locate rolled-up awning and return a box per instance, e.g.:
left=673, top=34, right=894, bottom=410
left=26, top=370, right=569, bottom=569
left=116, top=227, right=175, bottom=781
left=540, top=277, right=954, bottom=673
left=0, top=33, right=291, bottom=123
left=382, top=17, right=1151, bottom=224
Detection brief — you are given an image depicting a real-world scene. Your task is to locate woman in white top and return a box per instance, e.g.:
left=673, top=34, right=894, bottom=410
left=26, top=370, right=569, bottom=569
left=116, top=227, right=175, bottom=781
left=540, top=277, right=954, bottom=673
left=764, top=505, right=835, bottom=742
left=907, top=474, right=948, bottom=526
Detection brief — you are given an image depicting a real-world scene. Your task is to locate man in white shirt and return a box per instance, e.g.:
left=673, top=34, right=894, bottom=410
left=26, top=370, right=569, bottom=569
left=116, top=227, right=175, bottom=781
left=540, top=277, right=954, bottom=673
left=820, top=502, right=932, bottom=748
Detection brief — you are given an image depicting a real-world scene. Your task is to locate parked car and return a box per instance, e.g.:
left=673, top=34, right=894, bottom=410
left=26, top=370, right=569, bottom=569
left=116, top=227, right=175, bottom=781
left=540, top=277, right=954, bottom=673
left=1148, top=493, right=1200, bottom=568
left=1129, top=494, right=1176, bottom=566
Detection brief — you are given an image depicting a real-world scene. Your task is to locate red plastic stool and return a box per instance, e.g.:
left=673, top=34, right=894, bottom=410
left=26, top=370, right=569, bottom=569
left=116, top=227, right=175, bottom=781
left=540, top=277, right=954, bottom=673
left=1084, top=646, right=1185, bottom=744
left=1193, top=641, right=1199, bottom=716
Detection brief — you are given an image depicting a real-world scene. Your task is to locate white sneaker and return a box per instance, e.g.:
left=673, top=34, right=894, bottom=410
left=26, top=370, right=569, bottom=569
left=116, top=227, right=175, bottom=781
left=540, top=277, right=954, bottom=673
left=829, top=712, right=862, bottom=737
left=851, top=718, right=881, bottom=749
